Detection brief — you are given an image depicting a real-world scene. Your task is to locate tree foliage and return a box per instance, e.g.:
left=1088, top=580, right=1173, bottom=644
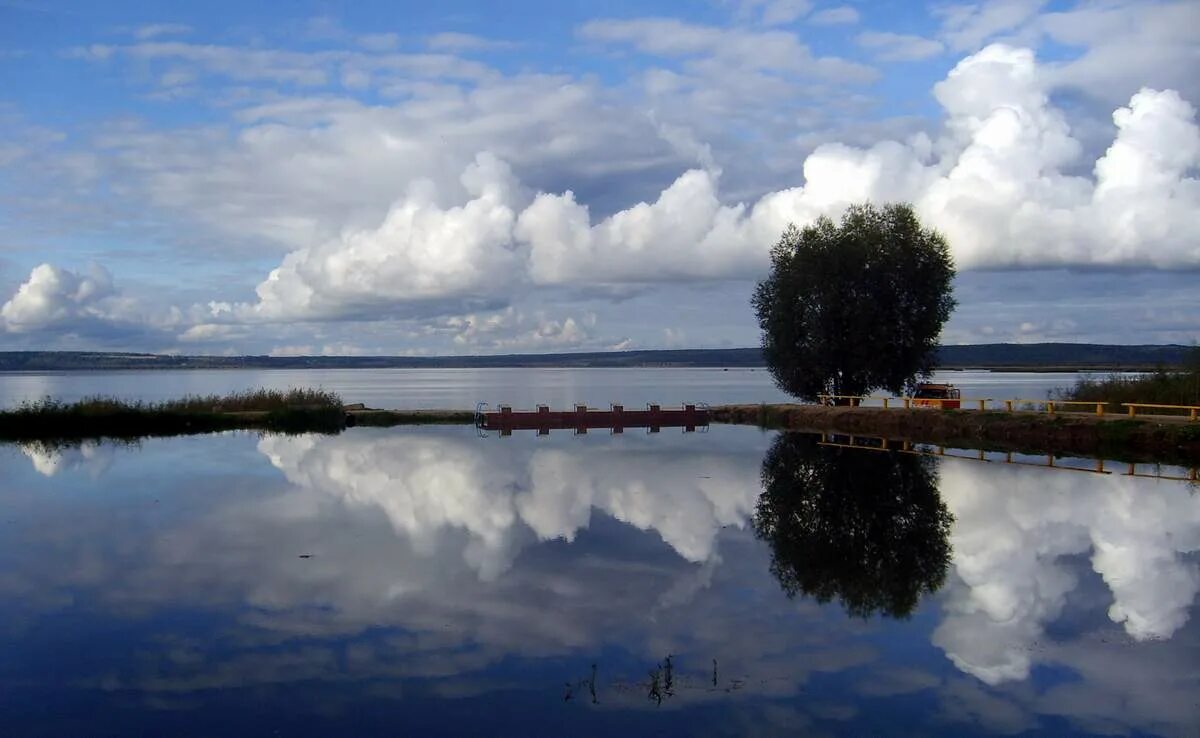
left=753, top=433, right=953, bottom=619
left=752, top=203, right=956, bottom=400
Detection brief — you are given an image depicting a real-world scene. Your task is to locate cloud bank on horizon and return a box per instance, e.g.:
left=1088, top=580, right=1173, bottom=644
left=0, top=0, right=1197, bottom=353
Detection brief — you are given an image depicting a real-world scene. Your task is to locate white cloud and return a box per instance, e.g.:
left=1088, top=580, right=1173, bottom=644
left=809, top=6, right=860, bottom=25
left=936, top=0, right=1048, bottom=51
left=240, top=152, right=524, bottom=321
left=579, top=18, right=875, bottom=82
left=26, top=13, right=1197, bottom=348
left=783, top=45, right=1200, bottom=269
left=736, top=0, right=813, bottom=25
left=856, top=31, right=945, bottom=62
left=426, top=32, right=519, bottom=53
left=1, top=263, right=117, bottom=332
left=173, top=43, right=1199, bottom=328
left=357, top=32, right=399, bottom=52
left=437, top=307, right=614, bottom=351
left=78, top=72, right=680, bottom=255
left=1038, top=0, right=1200, bottom=107
left=178, top=323, right=246, bottom=343
left=72, top=41, right=496, bottom=90
left=132, top=23, right=192, bottom=40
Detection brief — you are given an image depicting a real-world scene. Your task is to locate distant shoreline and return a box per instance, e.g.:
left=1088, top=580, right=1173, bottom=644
left=0, top=344, right=1190, bottom=372
left=3, top=394, right=1196, bottom=467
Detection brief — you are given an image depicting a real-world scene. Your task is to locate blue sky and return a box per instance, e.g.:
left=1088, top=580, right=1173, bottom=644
left=0, top=0, right=1197, bottom=354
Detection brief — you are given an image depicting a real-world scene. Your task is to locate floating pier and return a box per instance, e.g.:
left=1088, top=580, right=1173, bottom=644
left=476, top=403, right=710, bottom=435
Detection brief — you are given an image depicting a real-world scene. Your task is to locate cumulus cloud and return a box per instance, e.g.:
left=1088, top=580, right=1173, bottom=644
left=1, top=263, right=117, bottom=333
left=185, top=43, right=1198, bottom=327
left=0, top=262, right=183, bottom=346
left=518, top=168, right=789, bottom=285
left=238, top=152, right=525, bottom=321
left=27, top=17, right=1200, bottom=349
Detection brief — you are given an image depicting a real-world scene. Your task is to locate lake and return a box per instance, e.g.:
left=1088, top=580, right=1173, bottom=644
left=0, top=367, right=1108, bottom=410
left=1, top=424, right=1196, bottom=736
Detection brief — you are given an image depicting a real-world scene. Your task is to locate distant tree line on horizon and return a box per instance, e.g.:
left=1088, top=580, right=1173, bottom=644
left=0, top=344, right=1194, bottom=372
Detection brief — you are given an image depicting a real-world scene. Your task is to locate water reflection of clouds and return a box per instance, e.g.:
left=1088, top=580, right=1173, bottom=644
left=20, top=440, right=116, bottom=477
left=1, top=429, right=1198, bottom=735
left=258, top=431, right=760, bottom=577
left=933, top=461, right=1200, bottom=685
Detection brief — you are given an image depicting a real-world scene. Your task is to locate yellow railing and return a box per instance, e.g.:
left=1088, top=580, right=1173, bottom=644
left=1002, top=399, right=1108, bottom=416
left=1123, top=403, right=1200, bottom=420
left=814, top=395, right=1200, bottom=419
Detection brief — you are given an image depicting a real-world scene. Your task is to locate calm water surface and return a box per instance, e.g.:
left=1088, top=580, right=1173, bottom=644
left=0, top=367, right=1105, bottom=409
left=0, top=425, right=1196, bottom=736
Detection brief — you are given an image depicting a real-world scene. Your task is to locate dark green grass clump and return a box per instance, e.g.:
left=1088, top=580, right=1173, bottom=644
left=1060, top=361, right=1200, bottom=416
left=0, top=388, right=346, bottom=442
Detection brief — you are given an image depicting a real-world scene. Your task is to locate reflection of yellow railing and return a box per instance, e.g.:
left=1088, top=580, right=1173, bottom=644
left=817, top=433, right=1199, bottom=481
left=816, top=395, right=866, bottom=406
left=815, top=395, right=1200, bottom=419
left=1123, top=403, right=1200, bottom=420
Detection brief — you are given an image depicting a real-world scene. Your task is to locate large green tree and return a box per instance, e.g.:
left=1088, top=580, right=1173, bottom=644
left=752, top=203, right=956, bottom=400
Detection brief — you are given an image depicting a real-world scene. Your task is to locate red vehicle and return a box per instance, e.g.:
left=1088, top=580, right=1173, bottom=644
left=913, top=383, right=961, bottom=409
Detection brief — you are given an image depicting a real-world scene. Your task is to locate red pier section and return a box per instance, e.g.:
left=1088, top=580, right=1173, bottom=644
left=478, top=404, right=709, bottom=435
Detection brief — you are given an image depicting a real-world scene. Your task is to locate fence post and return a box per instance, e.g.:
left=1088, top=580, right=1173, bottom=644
left=1047, top=401, right=1055, bottom=416
left=1128, top=405, right=1136, bottom=418
left=1005, top=400, right=1013, bottom=412
left=1096, top=403, right=1104, bottom=417
left=978, top=399, right=986, bottom=412
left=904, top=398, right=911, bottom=409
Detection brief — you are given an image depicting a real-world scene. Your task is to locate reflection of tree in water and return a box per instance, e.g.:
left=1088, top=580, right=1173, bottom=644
left=753, top=433, right=953, bottom=618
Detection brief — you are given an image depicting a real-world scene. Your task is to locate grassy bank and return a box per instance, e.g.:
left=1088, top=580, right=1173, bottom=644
left=0, top=389, right=348, bottom=441
left=712, top=404, right=1200, bottom=465
left=1061, top=363, right=1200, bottom=415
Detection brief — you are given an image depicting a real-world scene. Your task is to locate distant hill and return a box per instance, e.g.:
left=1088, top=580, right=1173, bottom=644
left=937, top=343, right=1193, bottom=370
left=0, top=344, right=1192, bottom=372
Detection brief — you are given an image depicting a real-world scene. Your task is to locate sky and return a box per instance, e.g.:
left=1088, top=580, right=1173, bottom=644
left=0, top=0, right=1197, bottom=356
